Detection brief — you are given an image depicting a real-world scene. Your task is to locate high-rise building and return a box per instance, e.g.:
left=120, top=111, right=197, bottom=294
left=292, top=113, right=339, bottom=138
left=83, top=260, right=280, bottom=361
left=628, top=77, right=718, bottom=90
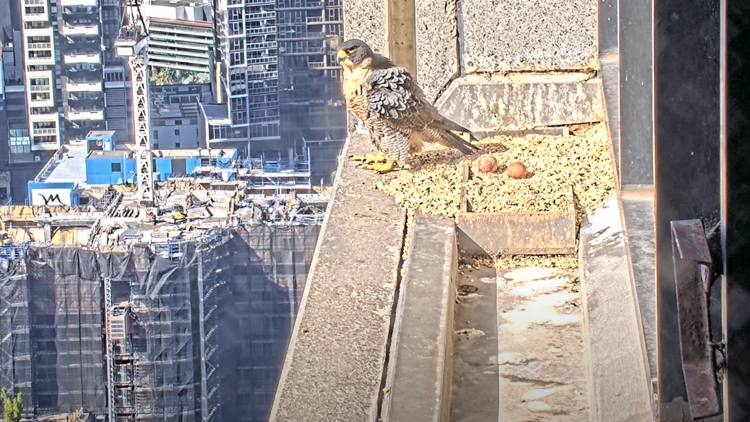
left=3, top=25, right=54, bottom=203
left=202, top=0, right=346, bottom=162
left=143, top=0, right=213, bottom=73
left=276, top=0, right=346, bottom=143
left=20, top=0, right=106, bottom=150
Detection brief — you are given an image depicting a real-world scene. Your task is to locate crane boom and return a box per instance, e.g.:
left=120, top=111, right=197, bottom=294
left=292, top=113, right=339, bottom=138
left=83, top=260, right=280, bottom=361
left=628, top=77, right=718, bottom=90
left=115, top=0, right=154, bottom=206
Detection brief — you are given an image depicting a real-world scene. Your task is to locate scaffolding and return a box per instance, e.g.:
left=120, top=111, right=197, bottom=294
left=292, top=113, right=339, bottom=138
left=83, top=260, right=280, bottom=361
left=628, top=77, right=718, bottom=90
left=0, top=224, right=321, bottom=421
left=0, top=245, right=32, bottom=412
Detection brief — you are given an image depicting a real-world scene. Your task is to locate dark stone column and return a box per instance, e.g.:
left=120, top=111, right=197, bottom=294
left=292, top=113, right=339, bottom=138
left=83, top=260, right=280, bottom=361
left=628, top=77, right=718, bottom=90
left=599, top=0, right=618, bottom=55
left=653, top=0, right=721, bottom=413
left=720, top=1, right=750, bottom=419
left=619, top=0, right=654, bottom=187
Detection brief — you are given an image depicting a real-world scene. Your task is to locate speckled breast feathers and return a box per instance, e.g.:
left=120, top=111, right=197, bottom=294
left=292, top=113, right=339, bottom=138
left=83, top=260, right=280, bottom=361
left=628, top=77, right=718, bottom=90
left=342, top=55, right=479, bottom=164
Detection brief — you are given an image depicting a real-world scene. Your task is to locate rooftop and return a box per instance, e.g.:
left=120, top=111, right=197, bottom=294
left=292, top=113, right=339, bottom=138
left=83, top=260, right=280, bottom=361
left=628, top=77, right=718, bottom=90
left=154, top=148, right=235, bottom=158
left=87, top=130, right=116, bottom=138
left=199, top=103, right=231, bottom=125
left=19, top=184, right=329, bottom=249
left=151, top=101, right=200, bottom=120
left=87, top=149, right=133, bottom=159
left=151, top=84, right=212, bottom=121
left=34, top=145, right=89, bottom=185
left=150, top=16, right=213, bottom=28
left=149, top=0, right=210, bottom=7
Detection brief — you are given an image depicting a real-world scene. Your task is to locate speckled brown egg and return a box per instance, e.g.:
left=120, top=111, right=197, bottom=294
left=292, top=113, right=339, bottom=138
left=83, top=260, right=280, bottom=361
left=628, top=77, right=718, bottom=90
left=477, top=155, right=498, bottom=173
left=507, top=162, right=528, bottom=179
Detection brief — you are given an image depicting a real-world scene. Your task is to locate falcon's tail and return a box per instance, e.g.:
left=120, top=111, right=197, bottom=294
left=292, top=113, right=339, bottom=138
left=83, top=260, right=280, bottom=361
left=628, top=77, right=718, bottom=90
left=436, top=129, right=481, bottom=155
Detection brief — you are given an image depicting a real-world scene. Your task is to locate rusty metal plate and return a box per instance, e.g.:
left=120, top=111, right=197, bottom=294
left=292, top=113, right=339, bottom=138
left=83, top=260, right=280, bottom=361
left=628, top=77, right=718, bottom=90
left=670, top=219, right=721, bottom=419
left=457, top=165, right=577, bottom=256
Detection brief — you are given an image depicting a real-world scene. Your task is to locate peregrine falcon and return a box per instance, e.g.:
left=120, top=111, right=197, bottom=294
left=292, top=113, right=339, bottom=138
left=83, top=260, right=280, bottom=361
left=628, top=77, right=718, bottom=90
left=336, top=39, right=480, bottom=173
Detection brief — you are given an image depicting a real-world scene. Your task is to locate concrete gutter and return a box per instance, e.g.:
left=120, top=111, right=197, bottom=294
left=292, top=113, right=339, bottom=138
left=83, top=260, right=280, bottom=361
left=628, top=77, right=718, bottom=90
left=579, top=193, right=654, bottom=422
left=269, top=133, right=407, bottom=422
left=381, top=213, right=457, bottom=422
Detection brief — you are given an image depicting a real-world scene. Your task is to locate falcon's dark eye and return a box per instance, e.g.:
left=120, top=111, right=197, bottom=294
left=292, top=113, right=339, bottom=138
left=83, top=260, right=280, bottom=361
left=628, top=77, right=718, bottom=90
left=347, top=48, right=355, bottom=53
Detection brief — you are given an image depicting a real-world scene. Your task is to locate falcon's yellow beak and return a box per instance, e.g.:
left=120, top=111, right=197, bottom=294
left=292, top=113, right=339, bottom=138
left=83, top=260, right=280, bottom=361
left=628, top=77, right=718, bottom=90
left=336, top=49, right=347, bottom=64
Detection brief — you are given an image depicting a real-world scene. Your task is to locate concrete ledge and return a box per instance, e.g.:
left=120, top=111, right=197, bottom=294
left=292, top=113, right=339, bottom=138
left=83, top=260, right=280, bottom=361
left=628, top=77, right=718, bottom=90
left=381, top=213, right=457, bottom=422
left=435, top=73, right=604, bottom=131
left=269, top=134, right=406, bottom=422
left=579, top=194, right=653, bottom=422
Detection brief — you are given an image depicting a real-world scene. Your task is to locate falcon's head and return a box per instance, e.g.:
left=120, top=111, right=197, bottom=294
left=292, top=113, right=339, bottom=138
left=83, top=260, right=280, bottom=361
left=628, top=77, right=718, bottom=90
left=336, top=39, right=373, bottom=69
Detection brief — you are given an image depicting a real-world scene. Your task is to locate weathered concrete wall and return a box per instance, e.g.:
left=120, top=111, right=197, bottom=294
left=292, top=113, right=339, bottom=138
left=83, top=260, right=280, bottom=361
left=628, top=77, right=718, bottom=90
left=344, top=0, right=598, bottom=103
left=435, top=73, right=604, bottom=131
left=460, top=0, right=598, bottom=74
left=343, top=0, right=388, bottom=55
left=416, top=0, right=460, bottom=103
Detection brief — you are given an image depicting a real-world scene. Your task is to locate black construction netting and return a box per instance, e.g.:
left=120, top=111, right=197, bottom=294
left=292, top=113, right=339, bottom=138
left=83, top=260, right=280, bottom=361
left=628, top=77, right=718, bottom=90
left=0, top=224, right=320, bottom=422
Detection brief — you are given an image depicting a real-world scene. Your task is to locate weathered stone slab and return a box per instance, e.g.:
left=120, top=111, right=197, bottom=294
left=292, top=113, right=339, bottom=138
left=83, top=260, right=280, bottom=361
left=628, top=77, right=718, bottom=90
left=579, top=194, right=653, bottom=422
left=381, top=213, right=457, bottom=422
left=269, top=134, right=406, bottom=422
left=415, top=0, right=459, bottom=102
left=343, top=0, right=387, bottom=55
left=460, top=0, right=598, bottom=73
left=435, top=73, right=604, bottom=131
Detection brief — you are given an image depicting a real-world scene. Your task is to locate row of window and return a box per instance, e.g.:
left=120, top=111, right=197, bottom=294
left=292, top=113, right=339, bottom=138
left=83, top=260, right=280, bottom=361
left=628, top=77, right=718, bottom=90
left=152, top=127, right=200, bottom=139
left=151, top=119, right=199, bottom=127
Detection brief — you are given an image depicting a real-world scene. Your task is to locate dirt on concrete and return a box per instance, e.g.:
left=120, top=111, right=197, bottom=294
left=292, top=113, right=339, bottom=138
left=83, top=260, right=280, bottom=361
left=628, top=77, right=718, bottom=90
left=496, top=266, right=589, bottom=421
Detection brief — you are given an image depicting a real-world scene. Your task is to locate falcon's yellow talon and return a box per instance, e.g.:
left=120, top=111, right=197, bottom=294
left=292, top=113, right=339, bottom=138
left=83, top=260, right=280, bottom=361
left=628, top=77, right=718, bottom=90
left=351, top=153, right=387, bottom=164
left=362, top=160, right=397, bottom=173
left=370, top=152, right=388, bottom=163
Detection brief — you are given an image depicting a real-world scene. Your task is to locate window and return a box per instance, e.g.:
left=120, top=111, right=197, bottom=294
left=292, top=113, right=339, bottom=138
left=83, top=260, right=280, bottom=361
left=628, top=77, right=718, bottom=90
left=174, top=129, right=180, bottom=135
left=231, top=52, right=243, bottom=66
left=175, top=120, right=182, bottom=125
left=111, top=162, right=121, bottom=172
left=153, top=130, right=159, bottom=139
left=175, top=143, right=181, bottom=148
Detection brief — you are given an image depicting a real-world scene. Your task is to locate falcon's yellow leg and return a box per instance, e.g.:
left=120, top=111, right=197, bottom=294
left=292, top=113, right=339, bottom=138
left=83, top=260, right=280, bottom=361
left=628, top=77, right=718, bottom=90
left=361, top=159, right=398, bottom=174
left=351, top=152, right=388, bottom=164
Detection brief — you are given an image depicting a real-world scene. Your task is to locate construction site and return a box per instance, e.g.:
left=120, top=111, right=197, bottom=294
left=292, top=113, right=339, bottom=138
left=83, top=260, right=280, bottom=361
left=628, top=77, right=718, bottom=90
left=0, top=168, right=326, bottom=422
left=5, top=0, right=750, bottom=420
left=0, top=0, right=338, bottom=419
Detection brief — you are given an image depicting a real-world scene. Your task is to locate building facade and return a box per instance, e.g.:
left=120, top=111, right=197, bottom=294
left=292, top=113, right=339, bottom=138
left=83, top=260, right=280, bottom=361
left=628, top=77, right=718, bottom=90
left=204, top=0, right=346, bottom=162
left=148, top=17, right=213, bottom=73
left=20, top=0, right=107, bottom=150
left=3, top=30, right=53, bottom=203
left=150, top=83, right=213, bottom=149
left=143, top=1, right=213, bottom=74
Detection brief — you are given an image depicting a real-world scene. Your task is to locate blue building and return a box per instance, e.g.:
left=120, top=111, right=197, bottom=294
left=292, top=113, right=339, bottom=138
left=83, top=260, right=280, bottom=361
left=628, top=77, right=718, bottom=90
left=29, top=130, right=240, bottom=205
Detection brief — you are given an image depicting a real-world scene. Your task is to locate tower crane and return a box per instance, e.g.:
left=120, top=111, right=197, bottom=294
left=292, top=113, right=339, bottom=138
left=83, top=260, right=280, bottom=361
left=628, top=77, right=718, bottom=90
left=115, top=0, right=155, bottom=206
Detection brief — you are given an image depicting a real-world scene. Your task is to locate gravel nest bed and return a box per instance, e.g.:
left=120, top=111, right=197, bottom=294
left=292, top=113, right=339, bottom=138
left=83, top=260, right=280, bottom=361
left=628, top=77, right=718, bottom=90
left=373, top=123, right=615, bottom=219
left=373, top=123, right=616, bottom=266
